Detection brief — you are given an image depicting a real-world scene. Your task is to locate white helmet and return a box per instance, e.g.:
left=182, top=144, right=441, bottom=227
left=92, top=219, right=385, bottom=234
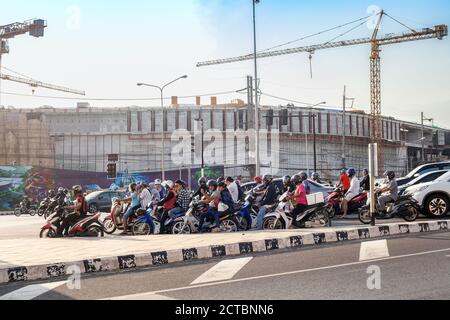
left=154, top=179, right=162, bottom=186
left=165, top=180, right=174, bottom=189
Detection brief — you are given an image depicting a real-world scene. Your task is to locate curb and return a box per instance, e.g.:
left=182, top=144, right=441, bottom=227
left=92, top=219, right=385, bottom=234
left=0, top=212, right=14, bottom=216
left=0, top=220, right=448, bottom=285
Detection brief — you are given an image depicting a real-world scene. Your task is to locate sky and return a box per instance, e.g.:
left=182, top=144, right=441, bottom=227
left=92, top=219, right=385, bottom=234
left=1, top=0, right=449, bottom=128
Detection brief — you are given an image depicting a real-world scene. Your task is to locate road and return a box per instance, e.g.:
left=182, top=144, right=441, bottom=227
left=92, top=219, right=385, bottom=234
left=1, top=231, right=449, bottom=300
left=0, top=214, right=439, bottom=240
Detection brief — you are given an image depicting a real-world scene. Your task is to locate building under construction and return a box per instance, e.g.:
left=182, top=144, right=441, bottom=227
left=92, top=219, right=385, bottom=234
left=1, top=97, right=449, bottom=182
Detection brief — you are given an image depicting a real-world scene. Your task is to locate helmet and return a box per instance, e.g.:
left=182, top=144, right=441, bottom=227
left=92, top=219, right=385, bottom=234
left=72, top=185, right=82, bottom=195
left=347, top=168, right=356, bottom=178
left=384, top=171, right=396, bottom=180
left=154, top=179, right=162, bottom=186
left=63, top=188, right=69, bottom=195
left=262, top=174, right=273, bottom=184
left=311, top=172, right=320, bottom=180
left=165, top=180, right=175, bottom=189
left=58, top=187, right=64, bottom=193
left=292, top=174, right=302, bottom=185
left=48, top=190, right=56, bottom=197
left=207, top=179, right=218, bottom=189
left=299, top=171, right=308, bottom=181
left=282, top=175, right=291, bottom=185
left=198, top=177, right=207, bottom=187
left=218, top=181, right=227, bottom=189
left=254, top=176, right=263, bottom=184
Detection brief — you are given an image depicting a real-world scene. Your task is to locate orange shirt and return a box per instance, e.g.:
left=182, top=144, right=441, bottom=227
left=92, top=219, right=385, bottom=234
left=340, top=174, right=351, bottom=191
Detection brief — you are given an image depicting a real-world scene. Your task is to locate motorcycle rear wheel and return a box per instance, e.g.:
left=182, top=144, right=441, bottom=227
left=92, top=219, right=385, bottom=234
left=221, top=218, right=239, bottom=233
left=29, top=209, right=37, bottom=217
left=132, top=221, right=152, bottom=236
left=14, top=209, right=21, bottom=217
left=87, top=225, right=104, bottom=238
left=403, top=207, right=419, bottom=222
left=171, top=221, right=192, bottom=234
left=263, top=217, right=285, bottom=230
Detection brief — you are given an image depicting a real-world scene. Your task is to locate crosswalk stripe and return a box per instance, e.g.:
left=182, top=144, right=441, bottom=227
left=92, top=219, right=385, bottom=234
left=0, top=281, right=68, bottom=300
left=191, top=257, right=253, bottom=285
left=359, top=240, right=390, bottom=261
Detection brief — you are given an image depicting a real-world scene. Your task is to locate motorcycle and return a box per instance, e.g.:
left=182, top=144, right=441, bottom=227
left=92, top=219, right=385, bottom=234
left=40, top=205, right=104, bottom=238
left=102, top=202, right=135, bottom=235
left=358, top=192, right=420, bottom=224
left=263, top=192, right=330, bottom=230
left=38, top=198, right=50, bottom=217
left=325, top=187, right=368, bottom=218
left=14, top=199, right=37, bottom=217
left=236, top=191, right=259, bottom=231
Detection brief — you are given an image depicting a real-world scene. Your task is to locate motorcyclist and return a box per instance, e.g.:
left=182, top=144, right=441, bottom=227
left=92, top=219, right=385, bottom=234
left=48, top=189, right=56, bottom=199
left=311, top=172, right=322, bottom=184
left=155, top=179, right=166, bottom=199
left=193, top=177, right=209, bottom=198
left=378, top=171, right=399, bottom=216
left=199, top=180, right=221, bottom=232
left=291, top=174, right=309, bottom=227
left=205, top=182, right=235, bottom=233
left=156, top=180, right=177, bottom=233
left=57, top=185, right=88, bottom=236
left=360, top=168, right=370, bottom=192
left=337, top=169, right=350, bottom=193
left=119, top=183, right=140, bottom=235
left=254, top=176, right=263, bottom=185
left=256, top=174, right=279, bottom=230
left=340, top=168, right=360, bottom=219
left=225, top=177, right=240, bottom=205
left=147, top=183, right=161, bottom=203
left=168, top=180, right=191, bottom=221
left=282, top=175, right=296, bottom=194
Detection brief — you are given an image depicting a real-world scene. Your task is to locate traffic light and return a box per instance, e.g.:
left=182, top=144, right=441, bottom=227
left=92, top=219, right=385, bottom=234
left=281, top=109, right=289, bottom=126
left=267, top=110, right=274, bottom=126
left=107, top=163, right=117, bottom=179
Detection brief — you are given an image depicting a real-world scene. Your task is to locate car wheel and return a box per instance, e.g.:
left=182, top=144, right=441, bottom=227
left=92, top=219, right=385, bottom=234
left=425, top=195, right=449, bottom=218
left=89, top=203, right=98, bottom=213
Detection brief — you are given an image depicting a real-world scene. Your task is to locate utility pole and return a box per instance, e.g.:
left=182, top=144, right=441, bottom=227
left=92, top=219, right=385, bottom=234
left=253, top=0, right=261, bottom=177
left=342, top=85, right=346, bottom=169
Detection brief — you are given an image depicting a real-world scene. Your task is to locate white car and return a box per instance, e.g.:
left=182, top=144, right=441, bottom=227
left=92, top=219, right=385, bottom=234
left=404, top=171, right=450, bottom=218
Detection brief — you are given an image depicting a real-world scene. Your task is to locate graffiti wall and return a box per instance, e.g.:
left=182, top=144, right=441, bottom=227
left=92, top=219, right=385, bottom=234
left=0, top=166, right=224, bottom=210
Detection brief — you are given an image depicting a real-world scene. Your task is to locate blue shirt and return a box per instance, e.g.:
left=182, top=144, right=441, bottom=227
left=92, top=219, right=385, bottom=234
left=131, top=192, right=140, bottom=207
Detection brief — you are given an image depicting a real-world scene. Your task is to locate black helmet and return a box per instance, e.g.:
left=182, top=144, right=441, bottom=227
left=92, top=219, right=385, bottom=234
left=207, top=180, right=218, bottom=189
left=384, top=171, right=396, bottom=180
left=282, top=176, right=291, bottom=184
left=48, top=190, right=56, bottom=197
left=198, top=177, right=207, bottom=187
left=299, top=171, right=308, bottom=181
left=311, top=172, right=320, bottom=180
left=263, top=174, right=273, bottom=184
left=292, top=174, right=302, bottom=185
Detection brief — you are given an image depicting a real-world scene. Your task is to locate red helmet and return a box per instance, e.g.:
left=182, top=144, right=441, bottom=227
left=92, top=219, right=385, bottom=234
left=254, top=176, right=262, bottom=184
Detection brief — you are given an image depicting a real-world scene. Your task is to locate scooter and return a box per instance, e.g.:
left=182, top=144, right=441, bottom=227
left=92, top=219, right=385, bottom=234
left=236, top=191, right=259, bottom=230
left=358, top=192, right=420, bottom=224
left=102, top=203, right=137, bottom=234
left=170, top=197, right=208, bottom=234
left=39, top=205, right=66, bottom=238
left=263, top=192, right=330, bottom=230
left=326, top=187, right=368, bottom=218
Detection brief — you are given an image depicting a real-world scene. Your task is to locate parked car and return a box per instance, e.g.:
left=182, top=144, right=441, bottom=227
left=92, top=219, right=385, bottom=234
left=398, top=170, right=448, bottom=196
left=404, top=171, right=450, bottom=218
left=242, top=178, right=333, bottom=198
left=86, top=190, right=126, bottom=213
left=397, top=161, right=450, bottom=187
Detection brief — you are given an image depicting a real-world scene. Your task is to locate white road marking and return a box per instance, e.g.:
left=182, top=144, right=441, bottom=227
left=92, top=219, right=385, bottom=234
left=102, top=247, right=450, bottom=300
left=0, top=281, right=67, bottom=300
left=105, top=293, right=175, bottom=300
left=191, top=257, right=253, bottom=285
left=359, top=240, right=390, bottom=261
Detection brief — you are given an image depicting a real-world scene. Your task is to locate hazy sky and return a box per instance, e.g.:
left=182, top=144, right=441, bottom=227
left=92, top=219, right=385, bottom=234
left=1, top=0, right=449, bottom=128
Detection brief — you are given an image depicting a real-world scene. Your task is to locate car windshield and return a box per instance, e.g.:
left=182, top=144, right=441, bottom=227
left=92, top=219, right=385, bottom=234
left=85, top=191, right=103, bottom=201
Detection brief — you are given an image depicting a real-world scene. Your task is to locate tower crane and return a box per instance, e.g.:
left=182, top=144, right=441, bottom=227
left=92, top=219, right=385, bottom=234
left=196, top=11, right=448, bottom=174
left=0, top=19, right=85, bottom=102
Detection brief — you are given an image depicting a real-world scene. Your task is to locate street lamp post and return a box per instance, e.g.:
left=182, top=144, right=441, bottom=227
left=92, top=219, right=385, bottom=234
left=421, top=112, right=434, bottom=162
left=137, top=75, right=188, bottom=181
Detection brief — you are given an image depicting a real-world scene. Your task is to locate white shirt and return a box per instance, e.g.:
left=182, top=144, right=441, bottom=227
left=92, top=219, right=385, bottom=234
left=346, top=176, right=360, bottom=197
left=227, top=182, right=240, bottom=204
left=139, top=188, right=152, bottom=209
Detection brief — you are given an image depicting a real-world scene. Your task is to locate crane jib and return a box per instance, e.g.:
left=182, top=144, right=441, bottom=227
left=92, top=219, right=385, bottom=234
left=196, top=25, right=448, bottom=67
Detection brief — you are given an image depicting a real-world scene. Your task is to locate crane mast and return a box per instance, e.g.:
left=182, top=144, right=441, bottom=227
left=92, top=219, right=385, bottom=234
left=196, top=13, right=448, bottom=174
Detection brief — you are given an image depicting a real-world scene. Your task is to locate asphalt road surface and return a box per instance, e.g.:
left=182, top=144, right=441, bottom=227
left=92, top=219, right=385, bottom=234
left=1, top=231, right=449, bottom=300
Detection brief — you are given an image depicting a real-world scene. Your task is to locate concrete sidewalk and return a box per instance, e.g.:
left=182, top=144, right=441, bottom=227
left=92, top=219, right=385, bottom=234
left=0, top=220, right=448, bottom=284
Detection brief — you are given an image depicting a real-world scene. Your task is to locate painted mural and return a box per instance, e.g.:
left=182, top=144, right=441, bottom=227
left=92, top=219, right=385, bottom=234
left=0, top=166, right=224, bottom=210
